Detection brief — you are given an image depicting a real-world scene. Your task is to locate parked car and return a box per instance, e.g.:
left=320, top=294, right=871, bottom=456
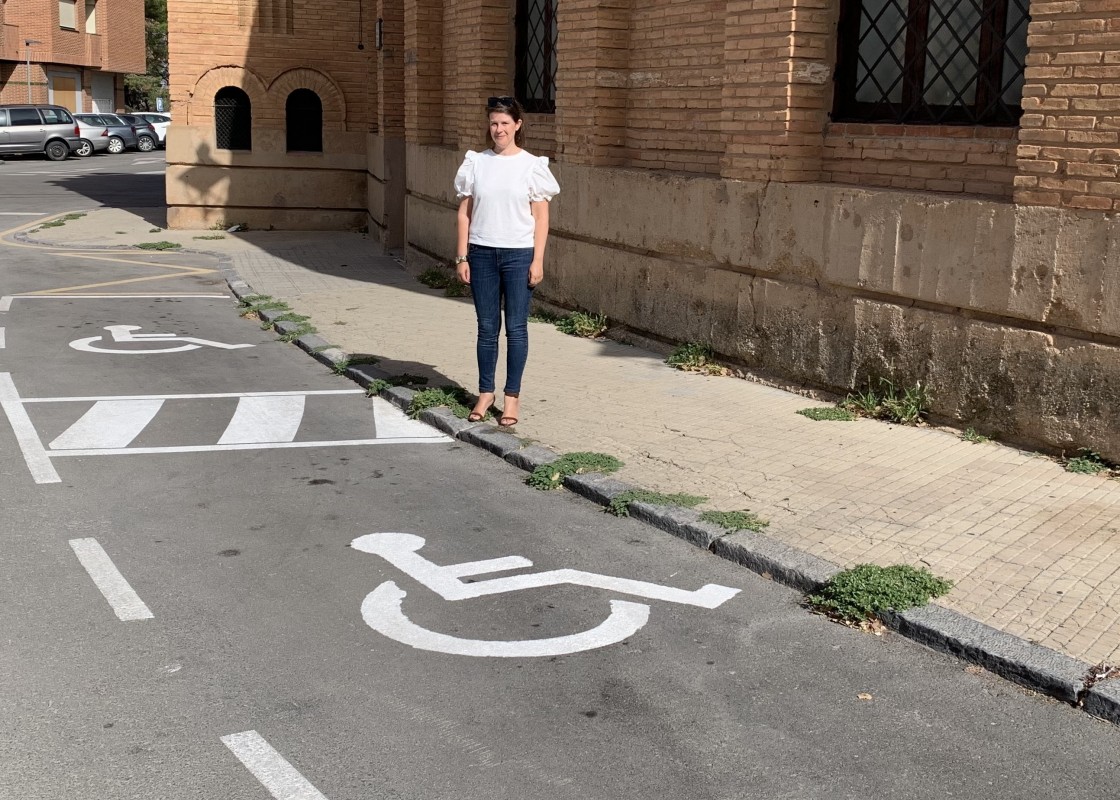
left=134, top=113, right=171, bottom=147
left=113, top=113, right=158, bottom=152
left=0, top=104, right=81, bottom=160
left=89, top=113, right=141, bottom=153
left=71, top=115, right=111, bottom=157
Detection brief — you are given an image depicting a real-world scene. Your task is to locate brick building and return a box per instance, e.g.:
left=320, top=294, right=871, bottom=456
left=168, top=0, right=1120, bottom=459
left=0, top=0, right=144, bottom=111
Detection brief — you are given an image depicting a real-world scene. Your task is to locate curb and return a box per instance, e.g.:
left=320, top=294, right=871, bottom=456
left=224, top=272, right=1120, bottom=727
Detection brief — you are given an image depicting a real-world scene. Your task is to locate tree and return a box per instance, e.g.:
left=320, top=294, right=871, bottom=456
left=124, top=0, right=169, bottom=111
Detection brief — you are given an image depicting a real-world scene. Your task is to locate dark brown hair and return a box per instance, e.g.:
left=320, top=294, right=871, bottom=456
left=485, top=95, right=525, bottom=147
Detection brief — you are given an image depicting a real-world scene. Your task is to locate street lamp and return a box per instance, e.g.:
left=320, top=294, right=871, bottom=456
left=24, top=39, right=42, bottom=104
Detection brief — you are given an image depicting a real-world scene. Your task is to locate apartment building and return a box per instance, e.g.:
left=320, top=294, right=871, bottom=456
left=167, top=0, right=1120, bottom=460
left=0, top=0, right=145, bottom=111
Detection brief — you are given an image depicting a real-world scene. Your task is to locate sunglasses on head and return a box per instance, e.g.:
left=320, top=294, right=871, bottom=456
left=487, top=96, right=516, bottom=108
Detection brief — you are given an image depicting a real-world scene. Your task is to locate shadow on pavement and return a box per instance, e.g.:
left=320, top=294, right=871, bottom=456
left=48, top=172, right=167, bottom=229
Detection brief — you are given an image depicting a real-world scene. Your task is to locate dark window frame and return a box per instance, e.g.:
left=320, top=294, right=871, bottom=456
left=215, top=86, right=252, bottom=151
left=833, top=0, right=1029, bottom=126
left=514, top=0, right=558, bottom=114
left=285, top=89, right=323, bottom=153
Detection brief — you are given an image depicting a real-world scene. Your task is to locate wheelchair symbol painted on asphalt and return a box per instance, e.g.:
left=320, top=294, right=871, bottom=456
left=69, top=325, right=254, bottom=354
left=352, top=532, right=740, bottom=658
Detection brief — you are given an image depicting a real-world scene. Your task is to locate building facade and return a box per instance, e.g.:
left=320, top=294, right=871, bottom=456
left=0, top=0, right=144, bottom=111
left=168, top=0, right=1120, bottom=459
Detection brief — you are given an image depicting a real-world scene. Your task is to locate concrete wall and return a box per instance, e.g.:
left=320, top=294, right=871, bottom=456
left=405, top=142, right=1120, bottom=459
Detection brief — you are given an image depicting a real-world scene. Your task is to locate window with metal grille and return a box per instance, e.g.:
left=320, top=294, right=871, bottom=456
left=833, top=0, right=1029, bottom=125
left=215, top=87, right=252, bottom=150
left=515, top=0, right=558, bottom=114
left=286, top=89, right=323, bottom=152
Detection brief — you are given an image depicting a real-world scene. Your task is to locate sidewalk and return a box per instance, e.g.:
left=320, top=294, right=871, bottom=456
left=22, top=208, right=1120, bottom=668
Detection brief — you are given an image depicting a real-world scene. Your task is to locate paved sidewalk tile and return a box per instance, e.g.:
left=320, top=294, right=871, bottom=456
left=20, top=211, right=1120, bottom=666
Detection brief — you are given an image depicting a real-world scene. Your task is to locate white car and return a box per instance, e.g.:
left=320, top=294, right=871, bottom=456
left=71, top=114, right=111, bottom=157
left=135, top=113, right=171, bottom=147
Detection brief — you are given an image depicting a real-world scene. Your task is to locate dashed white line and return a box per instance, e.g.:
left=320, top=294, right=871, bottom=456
left=69, top=538, right=154, bottom=621
left=0, top=212, right=47, bottom=216
left=222, top=730, right=330, bottom=800
left=0, top=327, right=5, bottom=349
left=23, top=389, right=364, bottom=403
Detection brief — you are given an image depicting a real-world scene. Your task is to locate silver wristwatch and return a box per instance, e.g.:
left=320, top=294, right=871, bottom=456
left=453, top=255, right=469, bottom=265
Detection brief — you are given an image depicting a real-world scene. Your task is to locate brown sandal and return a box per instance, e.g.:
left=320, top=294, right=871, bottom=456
left=499, top=392, right=520, bottom=427
left=469, top=392, right=494, bottom=423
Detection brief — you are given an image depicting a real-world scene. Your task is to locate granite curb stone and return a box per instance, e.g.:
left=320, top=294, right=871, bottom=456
left=217, top=273, right=1119, bottom=726
left=458, top=425, right=525, bottom=458
left=1083, top=681, right=1120, bottom=724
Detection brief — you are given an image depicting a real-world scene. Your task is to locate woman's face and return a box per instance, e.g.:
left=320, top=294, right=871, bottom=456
left=489, top=111, right=521, bottom=150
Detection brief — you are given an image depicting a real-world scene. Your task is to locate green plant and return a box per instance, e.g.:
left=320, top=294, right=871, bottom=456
left=193, top=234, right=226, bottom=240
left=808, top=564, right=953, bottom=623
left=842, top=377, right=931, bottom=425
left=62, top=212, right=86, bottom=221
left=529, top=306, right=563, bottom=324
left=330, top=357, right=350, bottom=374
left=407, top=386, right=473, bottom=419
left=134, top=241, right=182, bottom=250
left=700, top=509, right=769, bottom=532
left=797, top=407, right=857, bottom=422
left=238, top=295, right=288, bottom=318
left=149, top=227, right=161, bottom=233
left=444, top=280, right=470, bottom=298
left=38, top=219, right=67, bottom=229
left=962, top=427, right=989, bottom=444
left=261, top=310, right=309, bottom=330
left=417, top=268, right=453, bottom=289
left=666, top=343, right=729, bottom=376
left=348, top=354, right=382, bottom=367
left=366, top=379, right=392, bottom=396
left=278, top=323, right=316, bottom=342
left=607, top=489, right=707, bottom=517
left=527, top=452, right=623, bottom=491
left=556, top=311, right=608, bottom=339
left=1065, top=449, right=1109, bottom=475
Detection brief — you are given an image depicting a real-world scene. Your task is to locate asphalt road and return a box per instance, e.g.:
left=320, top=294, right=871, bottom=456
left=2, top=155, right=1120, bottom=800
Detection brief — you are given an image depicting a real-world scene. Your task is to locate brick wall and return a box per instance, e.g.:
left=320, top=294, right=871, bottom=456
left=1015, top=0, right=1120, bottom=210
left=825, top=124, right=1020, bottom=198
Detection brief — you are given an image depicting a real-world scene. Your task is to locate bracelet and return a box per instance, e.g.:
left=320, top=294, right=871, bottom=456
left=454, top=255, right=469, bottom=265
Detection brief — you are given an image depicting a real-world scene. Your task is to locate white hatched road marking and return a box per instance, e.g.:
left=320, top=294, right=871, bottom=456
left=50, top=399, right=164, bottom=450
left=221, top=731, right=330, bottom=800
left=0, top=327, right=5, bottom=348
left=218, top=395, right=305, bottom=444
left=69, top=538, right=154, bottom=621
left=0, top=375, right=450, bottom=482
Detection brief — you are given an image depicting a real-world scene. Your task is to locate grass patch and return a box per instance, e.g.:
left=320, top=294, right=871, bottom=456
left=842, top=377, right=931, bottom=425
left=666, top=343, right=729, bottom=376
left=193, top=234, right=226, bottom=240
left=527, top=452, right=623, bottom=491
left=444, top=280, right=470, bottom=298
left=40, top=212, right=87, bottom=228
left=149, top=227, right=161, bottom=233
left=529, top=306, right=563, bottom=324
left=808, top=564, right=953, bottom=624
left=962, top=427, right=989, bottom=444
left=797, top=407, right=857, bottom=422
left=417, top=268, right=453, bottom=290
left=555, top=311, right=608, bottom=339
left=1064, top=449, right=1111, bottom=475
left=607, top=489, right=708, bottom=517
left=38, top=219, right=67, bottom=229
left=407, top=386, right=473, bottom=419
left=700, top=509, right=769, bottom=532
left=134, top=241, right=182, bottom=251
left=237, top=294, right=288, bottom=318
left=61, top=212, right=86, bottom=221
left=278, top=322, right=316, bottom=342
left=366, top=374, right=432, bottom=396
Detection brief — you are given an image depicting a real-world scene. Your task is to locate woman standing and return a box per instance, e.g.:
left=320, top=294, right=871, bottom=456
left=453, top=96, right=560, bottom=427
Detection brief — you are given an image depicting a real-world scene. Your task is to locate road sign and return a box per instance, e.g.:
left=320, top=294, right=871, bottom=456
left=70, top=324, right=254, bottom=354
left=353, top=532, right=740, bottom=657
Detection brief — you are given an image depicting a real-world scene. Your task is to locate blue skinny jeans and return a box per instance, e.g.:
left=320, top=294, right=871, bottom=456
left=467, top=244, right=535, bottom=395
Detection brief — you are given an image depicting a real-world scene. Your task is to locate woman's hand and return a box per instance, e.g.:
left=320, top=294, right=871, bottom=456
left=456, top=260, right=470, bottom=284
left=528, top=260, right=544, bottom=288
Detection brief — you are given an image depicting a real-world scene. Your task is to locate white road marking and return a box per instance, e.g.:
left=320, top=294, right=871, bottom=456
left=0, top=327, right=5, bottom=349
left=2, top=295, right=229, bottom=307
left=50, top=399, right=165, bottom=450
left=0, top=297, right=12, bottom=312
left=48, top=437, right=447, bottom=457
left=136, top=170, right=165, bottom=175
left=0, top=373, right=61, bottom=483
left=218, top=395, right=305, bottom=444
left=0, top=212, right=47, bottom=216
left=23, top=389, right=363, bottom=403
left=70, top=324, right=254, bottom=354
left=364, top=582, right=650, bottom=658
left=69, top=538, right=154, bottom=621
left=221, top=730, right=330, bottom=800
left=372, top=396, right=440, bottom=438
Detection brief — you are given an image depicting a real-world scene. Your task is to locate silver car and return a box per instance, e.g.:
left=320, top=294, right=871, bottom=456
left=0, top=105, right=81, bottom=160
left=80, top=113, right=139, bottom=154
left=72, top=115, right=111, bottom=157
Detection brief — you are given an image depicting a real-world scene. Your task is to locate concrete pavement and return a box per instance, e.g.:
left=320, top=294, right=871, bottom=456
left=16, top=206, right=1120, bottom=674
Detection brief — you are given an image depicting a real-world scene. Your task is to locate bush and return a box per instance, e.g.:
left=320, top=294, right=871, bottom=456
left=808, top=564, right=953, bottom=623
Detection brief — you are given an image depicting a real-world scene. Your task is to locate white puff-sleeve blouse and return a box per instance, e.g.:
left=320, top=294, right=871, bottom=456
left=454, top=149, right=559, bottom=248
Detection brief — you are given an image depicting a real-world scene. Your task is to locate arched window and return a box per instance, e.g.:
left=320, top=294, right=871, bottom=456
left=215, top=86, right=252, bottom=150
left=286, top=89, right=323, bottom=152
